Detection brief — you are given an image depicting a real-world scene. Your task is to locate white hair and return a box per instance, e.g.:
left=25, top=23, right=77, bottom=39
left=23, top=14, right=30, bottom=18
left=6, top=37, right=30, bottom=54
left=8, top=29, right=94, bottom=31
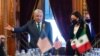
left=33, top=9, right=43, bottom=14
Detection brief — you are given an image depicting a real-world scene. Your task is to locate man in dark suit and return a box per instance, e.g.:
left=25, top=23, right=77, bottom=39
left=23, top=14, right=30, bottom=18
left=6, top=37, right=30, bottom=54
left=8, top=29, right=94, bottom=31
left=5, top=9, right=52, bottom=48
left=84, top=12, right=95, bottom=42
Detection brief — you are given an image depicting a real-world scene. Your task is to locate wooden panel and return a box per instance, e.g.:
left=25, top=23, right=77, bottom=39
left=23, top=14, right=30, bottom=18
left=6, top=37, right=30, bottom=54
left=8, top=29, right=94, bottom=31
left=72, top=0, right=87, bottom=15
left=0, top=0, right=4, bottom=34
left=0, top=0, right=1, bottom=20
left=0, top=0, right=17, bottom=56
left=7, top=0, right=16, bottom=56
left=72, top=0, right=77, bottom=11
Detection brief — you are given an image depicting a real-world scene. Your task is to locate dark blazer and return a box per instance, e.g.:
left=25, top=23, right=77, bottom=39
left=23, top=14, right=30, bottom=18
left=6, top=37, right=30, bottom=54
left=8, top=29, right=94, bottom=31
left=70, top=22, right=92, bottom=42
left=13, top=19, right=52, bottom=48
left=86, top=22, right=95, bottom=42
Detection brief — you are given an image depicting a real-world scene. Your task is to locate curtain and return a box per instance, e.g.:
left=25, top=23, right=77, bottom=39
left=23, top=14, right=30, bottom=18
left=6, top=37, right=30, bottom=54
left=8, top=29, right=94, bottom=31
left=20, top=0, right=39, bottom=25
left=86, top=0, right=100, bottom=35
left=49, top=0, right=72, bottom=41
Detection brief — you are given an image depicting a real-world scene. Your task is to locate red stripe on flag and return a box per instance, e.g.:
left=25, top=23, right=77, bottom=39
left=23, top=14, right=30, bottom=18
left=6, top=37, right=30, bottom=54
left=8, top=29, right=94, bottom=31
left=77, top=42, right=91, bottom=54
left=72, top=44, right=76, bottom=49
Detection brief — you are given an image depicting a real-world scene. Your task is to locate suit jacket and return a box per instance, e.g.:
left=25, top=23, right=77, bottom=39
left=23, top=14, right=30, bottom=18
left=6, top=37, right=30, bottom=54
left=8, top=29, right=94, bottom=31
left=13, top=19, right=52, bottom=48
left=86, top=22, right=95, bottom=41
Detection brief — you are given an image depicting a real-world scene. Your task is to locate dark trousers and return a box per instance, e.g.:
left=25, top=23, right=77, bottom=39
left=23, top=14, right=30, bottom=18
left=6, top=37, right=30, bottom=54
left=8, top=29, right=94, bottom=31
left=0, top=44, right=5, bottom=56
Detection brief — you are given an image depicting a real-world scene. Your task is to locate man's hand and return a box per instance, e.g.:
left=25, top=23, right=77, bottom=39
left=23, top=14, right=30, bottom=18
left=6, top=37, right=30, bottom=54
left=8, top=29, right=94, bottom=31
left=0, top=35, right=5, bottom=39
left=4, top=24, right=14, bottom=31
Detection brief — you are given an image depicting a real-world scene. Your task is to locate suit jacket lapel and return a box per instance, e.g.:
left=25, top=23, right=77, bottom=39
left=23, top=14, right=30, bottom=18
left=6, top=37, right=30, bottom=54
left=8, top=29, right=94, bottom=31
left=70, top=25, right=74, bottom=39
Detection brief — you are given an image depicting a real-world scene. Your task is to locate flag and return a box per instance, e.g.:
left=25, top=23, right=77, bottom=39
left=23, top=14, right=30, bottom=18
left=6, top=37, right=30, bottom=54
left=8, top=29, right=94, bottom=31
left=76, top=26, right=92, bottom=54
left=37, top=29, right=52, bottom=54
left=53, top=37, right=62, bottom=49
left=70, top=24, right=92, bottom=54
left=71, top=38, right=78, bottom=50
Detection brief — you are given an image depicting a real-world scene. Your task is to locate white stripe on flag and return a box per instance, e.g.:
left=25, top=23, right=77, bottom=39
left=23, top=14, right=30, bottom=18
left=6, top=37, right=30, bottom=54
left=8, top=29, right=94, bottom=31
left=76, top=34, right=91, bottom=54
left=76, top=34, right=89, bottom=48
left=71, top=38, right=78, bottom=49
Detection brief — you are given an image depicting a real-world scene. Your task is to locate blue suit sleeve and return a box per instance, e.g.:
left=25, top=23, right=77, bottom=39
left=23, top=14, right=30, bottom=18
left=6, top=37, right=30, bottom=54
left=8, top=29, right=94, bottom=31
left=13, top=22, right=29, bottom=33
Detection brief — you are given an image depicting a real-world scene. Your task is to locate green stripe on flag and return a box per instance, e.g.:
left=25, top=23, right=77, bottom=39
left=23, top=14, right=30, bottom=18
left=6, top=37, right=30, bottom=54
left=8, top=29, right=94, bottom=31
left=79, top=24, right=87, bottom=37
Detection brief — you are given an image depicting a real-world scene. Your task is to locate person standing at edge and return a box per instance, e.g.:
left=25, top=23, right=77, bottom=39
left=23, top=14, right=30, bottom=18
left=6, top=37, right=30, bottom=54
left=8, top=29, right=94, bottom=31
left=67, top=11, right=92, bottom=55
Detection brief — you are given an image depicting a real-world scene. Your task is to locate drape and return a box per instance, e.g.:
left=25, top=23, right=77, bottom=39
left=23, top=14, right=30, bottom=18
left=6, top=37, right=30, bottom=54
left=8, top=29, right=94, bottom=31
left=49, top=0, right=72, bottom=41
left=18, top=0, right=39, bottom=51
left=20, top=0, right=39, bottom=25
left=86, top=0, right=100, bottom=35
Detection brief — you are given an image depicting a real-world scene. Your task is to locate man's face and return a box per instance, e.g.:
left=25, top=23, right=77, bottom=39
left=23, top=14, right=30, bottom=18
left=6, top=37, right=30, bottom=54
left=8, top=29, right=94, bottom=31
left=85, top=13, right=91, bottom=23
left=85, top=14, right=90, bottom=20
left=33, top=10, right=43, bottom=22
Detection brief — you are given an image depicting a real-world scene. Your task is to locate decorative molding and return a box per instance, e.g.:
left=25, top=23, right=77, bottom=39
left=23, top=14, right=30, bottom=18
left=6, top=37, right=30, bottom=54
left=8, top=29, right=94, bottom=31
left=72, top=0, right=88, bottom=15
